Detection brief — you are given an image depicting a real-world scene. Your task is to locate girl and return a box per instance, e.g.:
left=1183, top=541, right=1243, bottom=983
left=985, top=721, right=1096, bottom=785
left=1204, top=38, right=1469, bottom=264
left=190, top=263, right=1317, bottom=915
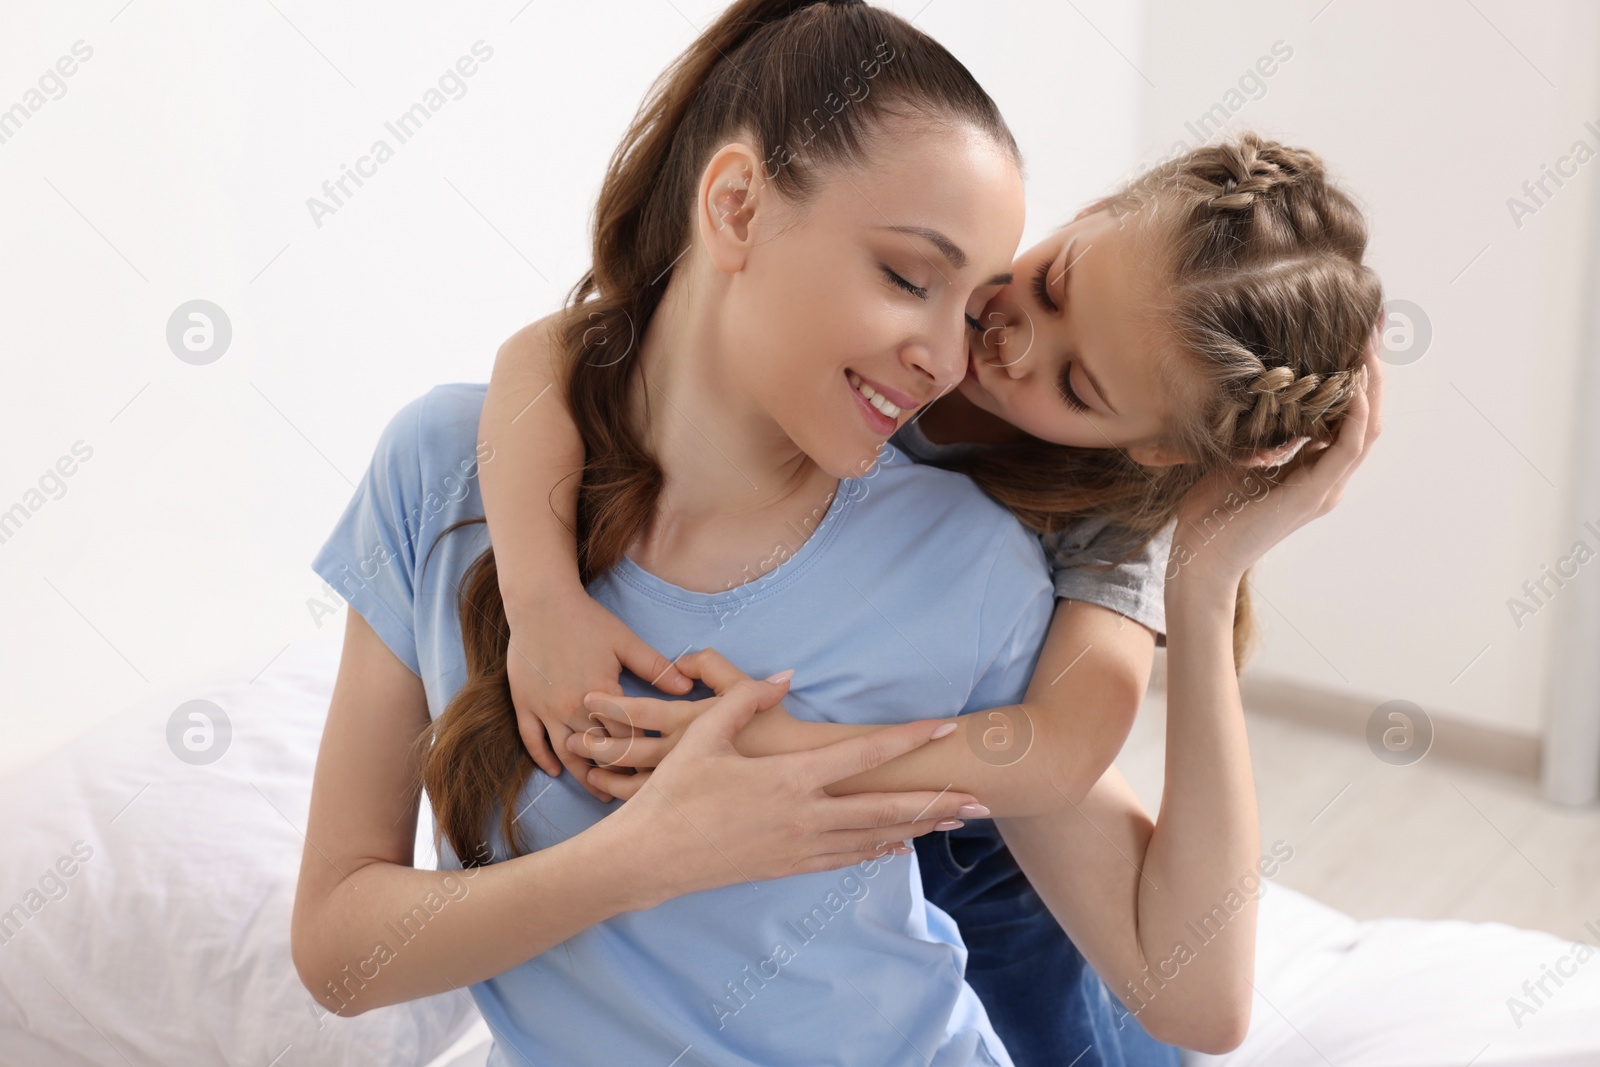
left=292, top=2, right=1382, bottom=1065
left=478, top=21, right=1380, bottom=1067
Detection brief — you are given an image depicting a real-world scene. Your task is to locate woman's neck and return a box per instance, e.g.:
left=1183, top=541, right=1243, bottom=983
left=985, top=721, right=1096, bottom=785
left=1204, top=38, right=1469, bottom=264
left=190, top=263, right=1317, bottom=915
left=624, top=283, right=842, bottom=594
left=915, top=388, right=1031, bottom=446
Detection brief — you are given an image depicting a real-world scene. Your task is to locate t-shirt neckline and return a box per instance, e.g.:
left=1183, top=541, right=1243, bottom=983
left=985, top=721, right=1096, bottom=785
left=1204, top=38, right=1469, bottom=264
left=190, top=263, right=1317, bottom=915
left=608, top=474, right=861, bottom=611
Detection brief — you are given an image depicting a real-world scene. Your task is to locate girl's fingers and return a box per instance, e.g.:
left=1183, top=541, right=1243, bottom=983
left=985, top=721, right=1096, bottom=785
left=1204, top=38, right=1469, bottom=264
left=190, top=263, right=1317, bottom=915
left=548, top=721, right=614, bottom=803
left=587, top=765, right=649, bottom=800
left=513, top=712, right=563, bottom=779
left=615, top=632, right=693, bottom=694
left=674, top=648, right=753, bottom=694
left=569, top=729, right=675, bottom=769
left=583, top=692, right=696, bottom=734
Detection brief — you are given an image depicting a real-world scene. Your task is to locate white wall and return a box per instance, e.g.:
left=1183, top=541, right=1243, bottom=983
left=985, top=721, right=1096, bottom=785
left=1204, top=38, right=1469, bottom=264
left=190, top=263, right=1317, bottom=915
left=1136, top=0, right=1600, bottom=742
left=0, top=1, right=1143, bottom=776
left=7, top=0, right=1593, bottom=778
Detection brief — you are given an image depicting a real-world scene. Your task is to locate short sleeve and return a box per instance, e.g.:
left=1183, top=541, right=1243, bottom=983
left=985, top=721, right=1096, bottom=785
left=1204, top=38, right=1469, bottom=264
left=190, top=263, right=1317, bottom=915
left=963, top=522, right=1054, bottom=714
left=310, top=394, right=429, bottom=676
left=1040, top=517, right=1176, bottom=645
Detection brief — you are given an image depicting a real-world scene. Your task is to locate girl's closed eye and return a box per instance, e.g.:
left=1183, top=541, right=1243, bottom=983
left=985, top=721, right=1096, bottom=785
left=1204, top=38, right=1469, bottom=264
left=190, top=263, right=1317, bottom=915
left=1057, top=364, right=1090, bottom=413
left=1033, top=258, right=1060, bottom=314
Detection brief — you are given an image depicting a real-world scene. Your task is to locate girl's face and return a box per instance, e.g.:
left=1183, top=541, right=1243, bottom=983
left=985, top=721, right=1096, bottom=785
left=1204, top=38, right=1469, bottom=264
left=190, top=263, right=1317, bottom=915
left=718, top=122, right=1025, bottom=478
left=959, top=208, right=1183, bottom=463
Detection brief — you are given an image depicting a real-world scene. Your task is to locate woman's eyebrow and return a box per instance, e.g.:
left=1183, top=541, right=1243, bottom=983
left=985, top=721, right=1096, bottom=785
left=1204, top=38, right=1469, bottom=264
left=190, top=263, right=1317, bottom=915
left=879, top=225, right=1012, bottom=285
left=882, top=225, right=967, bottom=268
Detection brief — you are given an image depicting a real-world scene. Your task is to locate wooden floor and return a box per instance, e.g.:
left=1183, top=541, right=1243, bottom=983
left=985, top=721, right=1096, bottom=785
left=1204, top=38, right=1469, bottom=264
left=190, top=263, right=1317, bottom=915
left=1114, top=685, right=1600, bottom=942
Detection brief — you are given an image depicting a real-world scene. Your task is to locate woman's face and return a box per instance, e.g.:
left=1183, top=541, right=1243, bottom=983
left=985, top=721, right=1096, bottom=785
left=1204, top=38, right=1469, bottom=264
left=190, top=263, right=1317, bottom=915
left=959, top=208, right=1182, bottom=461
left=719, top=121, right=1025, bottom=478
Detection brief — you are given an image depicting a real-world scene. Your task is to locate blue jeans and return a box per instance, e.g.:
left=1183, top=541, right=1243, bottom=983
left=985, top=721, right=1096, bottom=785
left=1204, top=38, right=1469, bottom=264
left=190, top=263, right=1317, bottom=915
left=916, top=820, right=1182, bottom=1067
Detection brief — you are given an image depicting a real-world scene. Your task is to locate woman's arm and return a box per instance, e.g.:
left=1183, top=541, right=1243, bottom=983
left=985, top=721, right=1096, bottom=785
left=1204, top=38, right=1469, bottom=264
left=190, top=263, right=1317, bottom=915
left=290, top=610, right=651, bottom=1014
left=479, top=314, right=691, bottom=799
left=291, top=610, right=986, bottom=1014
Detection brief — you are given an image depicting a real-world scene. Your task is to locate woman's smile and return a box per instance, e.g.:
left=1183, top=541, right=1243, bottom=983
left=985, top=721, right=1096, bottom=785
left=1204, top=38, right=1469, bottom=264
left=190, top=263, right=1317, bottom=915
left=846, top=369, right=922, bottom=435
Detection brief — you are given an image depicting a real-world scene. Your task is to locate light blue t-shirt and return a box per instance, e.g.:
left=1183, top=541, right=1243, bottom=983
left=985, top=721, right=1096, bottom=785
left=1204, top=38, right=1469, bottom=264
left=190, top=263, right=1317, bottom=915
left=312, top=384, right=1054, bottom=1067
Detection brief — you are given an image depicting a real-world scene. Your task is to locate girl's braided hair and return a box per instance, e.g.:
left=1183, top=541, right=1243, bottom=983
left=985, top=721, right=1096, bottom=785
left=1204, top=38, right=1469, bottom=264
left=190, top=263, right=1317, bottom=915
left=947, top=131, right=1383, bottom=669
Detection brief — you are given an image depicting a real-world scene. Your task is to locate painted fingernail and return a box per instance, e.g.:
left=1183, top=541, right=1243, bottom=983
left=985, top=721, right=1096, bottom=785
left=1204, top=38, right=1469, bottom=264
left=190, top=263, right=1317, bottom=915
left=956, top=803, right=991, bottom=818
left=765, top=669, right=795, bottom=684
left=930, top=722, right=957, bottom=739
left=935, top=819, right=965, bottom=830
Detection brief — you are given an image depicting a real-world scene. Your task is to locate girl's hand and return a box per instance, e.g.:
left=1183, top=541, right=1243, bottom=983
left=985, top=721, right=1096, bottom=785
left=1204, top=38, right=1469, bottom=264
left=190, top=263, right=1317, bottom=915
left=569, top=649, right=788, bottom=791
left=505, top=589, right=693, bottom=803
left=1167, top=327, right=1385, bottom=593
left=603, top=675, right=983, bottom=903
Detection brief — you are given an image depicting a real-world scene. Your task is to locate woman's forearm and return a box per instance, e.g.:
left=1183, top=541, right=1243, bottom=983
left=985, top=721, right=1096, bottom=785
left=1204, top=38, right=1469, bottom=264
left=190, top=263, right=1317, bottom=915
left=295, top=816, right=650, bottom=1016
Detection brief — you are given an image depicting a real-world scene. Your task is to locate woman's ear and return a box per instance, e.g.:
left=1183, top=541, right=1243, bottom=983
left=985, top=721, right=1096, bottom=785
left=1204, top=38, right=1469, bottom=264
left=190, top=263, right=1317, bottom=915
left=697, top=143, right=764, bottom=274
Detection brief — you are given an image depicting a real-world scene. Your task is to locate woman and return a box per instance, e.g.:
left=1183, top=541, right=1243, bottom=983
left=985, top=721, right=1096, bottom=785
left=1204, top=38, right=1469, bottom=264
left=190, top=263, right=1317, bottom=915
left=291, top=2, right=1382, bottom=1064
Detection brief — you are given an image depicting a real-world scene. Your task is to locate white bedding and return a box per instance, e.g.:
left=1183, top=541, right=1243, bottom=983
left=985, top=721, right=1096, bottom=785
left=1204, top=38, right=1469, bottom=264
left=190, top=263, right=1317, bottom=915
left=2, top=624, right=1596, bottom=1066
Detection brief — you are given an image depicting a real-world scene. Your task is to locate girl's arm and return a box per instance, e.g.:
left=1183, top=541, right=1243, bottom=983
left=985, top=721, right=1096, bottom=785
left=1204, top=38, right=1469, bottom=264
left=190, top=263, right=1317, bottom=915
left=479, top=315, right=691, bottom=800
left=579, top=598, right=1155, bottom=817
left=994, top=574, right=1256, bottom=1053
left=995, top=346, right=1384, bottom=1052
left=290, top=609, right=984, bottom=1014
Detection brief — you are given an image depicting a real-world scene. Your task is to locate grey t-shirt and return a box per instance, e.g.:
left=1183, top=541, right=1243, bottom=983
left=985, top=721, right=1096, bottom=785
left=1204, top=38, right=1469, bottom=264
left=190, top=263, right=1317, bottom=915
left=890, top=420, right=1174, bottom=645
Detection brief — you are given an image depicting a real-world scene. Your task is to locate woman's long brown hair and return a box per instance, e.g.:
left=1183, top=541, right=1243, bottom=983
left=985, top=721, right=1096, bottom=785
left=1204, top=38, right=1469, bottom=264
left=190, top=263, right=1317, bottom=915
left=419, top=0, right=1021, bottom=865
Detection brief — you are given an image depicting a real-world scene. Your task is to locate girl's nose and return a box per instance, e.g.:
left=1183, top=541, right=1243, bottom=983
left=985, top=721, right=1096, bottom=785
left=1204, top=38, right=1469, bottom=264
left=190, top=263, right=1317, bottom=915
left=981, top=316, right=1030, bottom=379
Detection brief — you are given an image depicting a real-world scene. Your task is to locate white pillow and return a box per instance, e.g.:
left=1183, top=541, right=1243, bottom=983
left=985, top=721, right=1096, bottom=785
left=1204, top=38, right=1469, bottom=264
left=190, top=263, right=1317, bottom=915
left=0, top=625, right=477, bottom=1066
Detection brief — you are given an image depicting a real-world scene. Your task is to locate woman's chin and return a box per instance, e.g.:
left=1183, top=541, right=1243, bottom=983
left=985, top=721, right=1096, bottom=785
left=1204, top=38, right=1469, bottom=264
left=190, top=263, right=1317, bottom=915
left=818, top=438, right=892, bottom=481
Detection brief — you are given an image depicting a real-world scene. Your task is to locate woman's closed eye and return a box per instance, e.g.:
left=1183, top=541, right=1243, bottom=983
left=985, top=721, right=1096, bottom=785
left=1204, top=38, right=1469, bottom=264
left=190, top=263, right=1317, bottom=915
left=885, top=265, right=985, bottom=332
left=882, top=267, right=928, bottom=300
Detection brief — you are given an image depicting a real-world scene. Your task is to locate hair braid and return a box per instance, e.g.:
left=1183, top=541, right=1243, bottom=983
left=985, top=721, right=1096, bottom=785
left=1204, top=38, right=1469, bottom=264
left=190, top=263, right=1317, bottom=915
left=958, top=131, right=1383, bottom=672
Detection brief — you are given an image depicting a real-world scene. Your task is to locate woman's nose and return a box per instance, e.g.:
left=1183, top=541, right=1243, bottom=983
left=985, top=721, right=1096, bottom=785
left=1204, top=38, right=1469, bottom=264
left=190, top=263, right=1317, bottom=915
left=907, top=331, right=967, bottom=392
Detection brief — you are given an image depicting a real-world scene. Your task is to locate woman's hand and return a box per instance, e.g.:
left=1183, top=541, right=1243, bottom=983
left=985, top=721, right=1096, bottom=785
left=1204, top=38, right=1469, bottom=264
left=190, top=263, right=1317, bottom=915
left=505, top=588, right=692, bottom=803
left=1167, top=327, right=1385, bottom=594
left=602, top=674, right=985, bottom=904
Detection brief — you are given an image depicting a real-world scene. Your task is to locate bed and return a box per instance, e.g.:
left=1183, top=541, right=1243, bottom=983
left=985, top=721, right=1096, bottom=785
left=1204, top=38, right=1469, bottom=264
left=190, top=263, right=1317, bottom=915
left=2, top=625, right=1595, bottom=1066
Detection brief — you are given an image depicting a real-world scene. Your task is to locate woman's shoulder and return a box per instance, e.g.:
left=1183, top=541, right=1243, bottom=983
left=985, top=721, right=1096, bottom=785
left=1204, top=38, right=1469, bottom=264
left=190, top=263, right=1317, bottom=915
left=366, top=384, right=490, bottom=482
left=852, top=453, right=1050, bottom=584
